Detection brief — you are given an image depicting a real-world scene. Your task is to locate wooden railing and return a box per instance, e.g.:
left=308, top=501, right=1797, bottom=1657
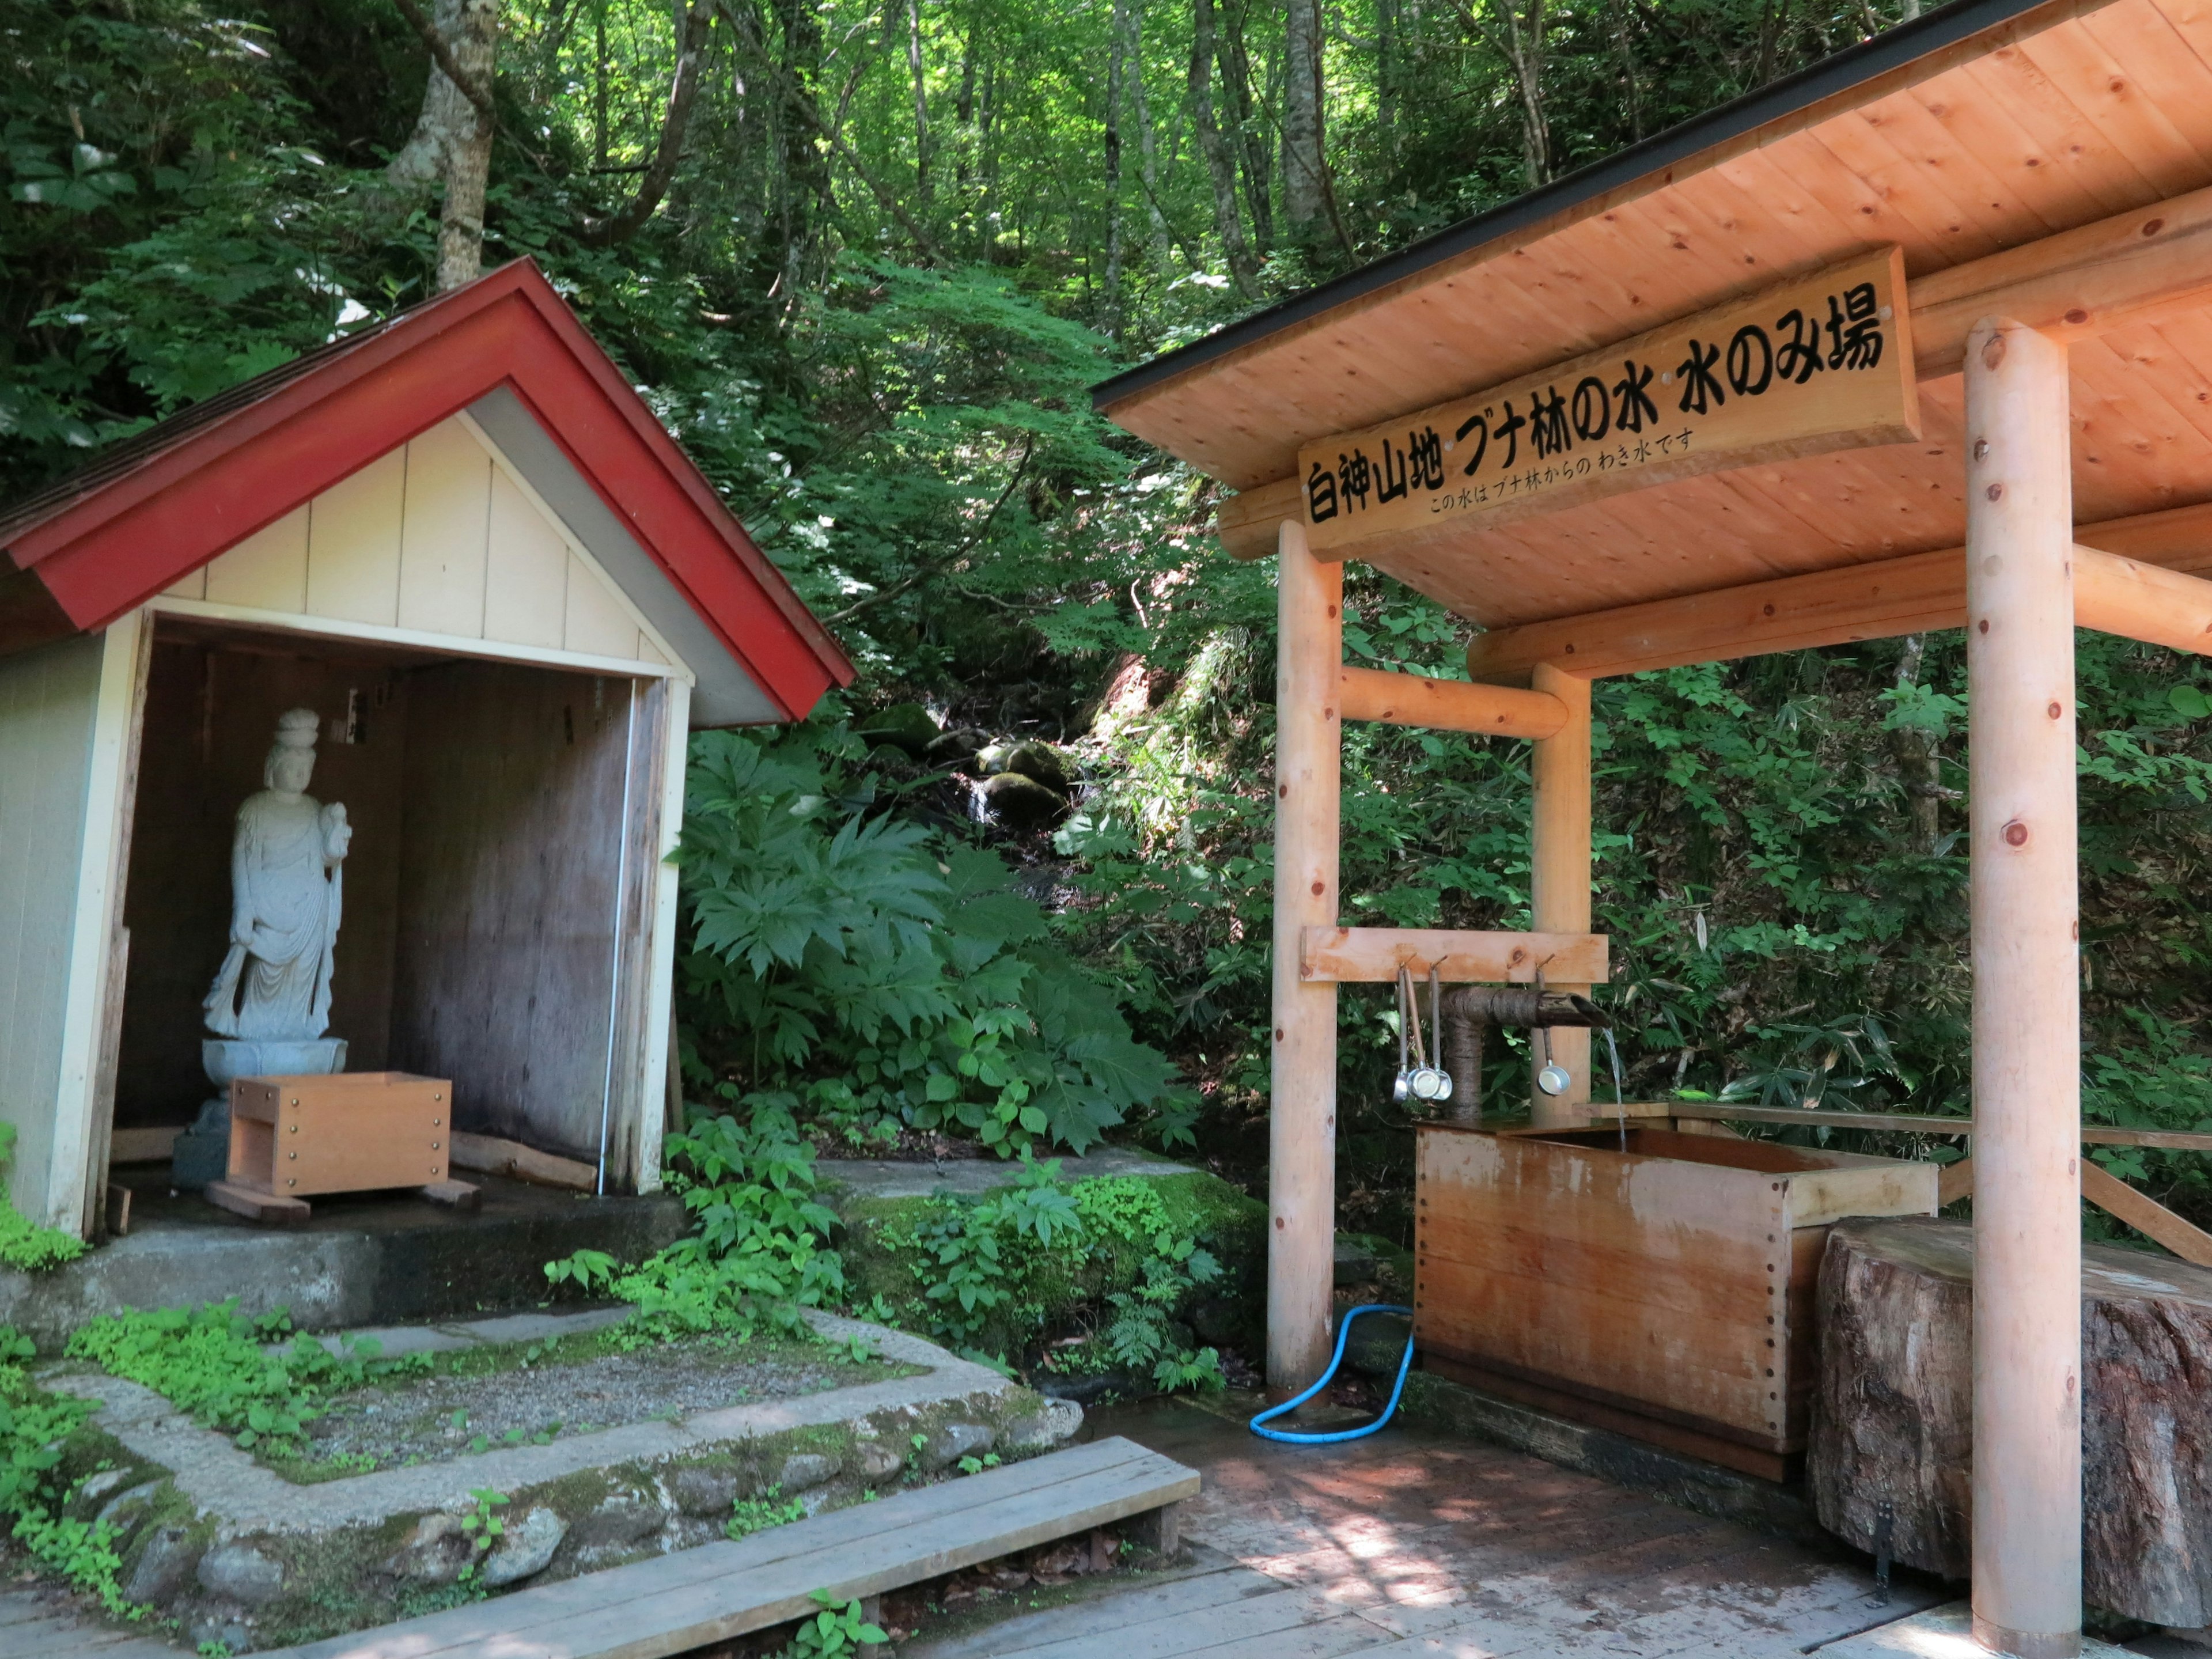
left=1608, top=1100, right=2212, bottom=1268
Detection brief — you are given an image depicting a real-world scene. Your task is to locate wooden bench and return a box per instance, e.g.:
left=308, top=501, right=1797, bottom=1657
left=262, top=1435, right=1199, bottom=1659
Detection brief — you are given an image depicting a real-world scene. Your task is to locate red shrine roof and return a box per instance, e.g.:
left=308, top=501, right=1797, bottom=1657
left=0, top=259, right=853, bottom=725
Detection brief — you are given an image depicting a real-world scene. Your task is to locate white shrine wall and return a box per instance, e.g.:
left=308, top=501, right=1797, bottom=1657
left=0, top=619, right=144, bottom=1230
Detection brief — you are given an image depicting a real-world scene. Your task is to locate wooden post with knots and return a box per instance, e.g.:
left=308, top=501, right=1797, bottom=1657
left=1965, top=316, right=2084, bottom=1659
left=1267, top=518, right=1342, bottom=1397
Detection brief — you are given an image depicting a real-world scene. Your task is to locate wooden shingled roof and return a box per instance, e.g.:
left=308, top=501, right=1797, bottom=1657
left=1094, top=0, right=2212, bottom=631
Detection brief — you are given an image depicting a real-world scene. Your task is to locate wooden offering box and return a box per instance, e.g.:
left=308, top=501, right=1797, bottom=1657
left=226, top=1071, right=453, bottom=1202
left=1414, top=1122, right=1936, bottom=1480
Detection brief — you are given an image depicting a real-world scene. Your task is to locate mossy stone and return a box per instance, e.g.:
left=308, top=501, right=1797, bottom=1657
left=1000, top=740, right=1070, bottom=794
left=855, top=702, right=939, bottom=757
left=979, top=771, right=1065, bottom=827
left=831, top=1169, right=1266, bottom=1364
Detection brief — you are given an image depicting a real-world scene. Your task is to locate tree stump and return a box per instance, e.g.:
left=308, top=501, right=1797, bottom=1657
left=1810, top=1216, right=2212, bottom=1626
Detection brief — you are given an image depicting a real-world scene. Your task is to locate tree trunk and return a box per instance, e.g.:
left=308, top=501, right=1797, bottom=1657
left=1218, top=0, right=1271, bottom=249
left=578, top=0, right=715, bottom=245
left=388, top=0, right=499, bottom=292
left=1103, top=0, right=1127, bottom=335
left=1189, top=0, right=1258, bottom=293
left=1279, top=0, right=1325, bottom=251
left=1127, top=5, right=1170, bottom=267
left=1811, top=1217, right=2212, bottom=1626
left=594, top=0, right=610, bottom=168
left=1611, top=0, right=1644, bottom=143
left=1887, top=635, right=1947, bottom=854
left=1376, top=0, right=1397, bottom=163
left=907, top=0, right=930, bottom=203
left=955, top=17, right=976, bottom=194
left=767, top=0, right=832, bottom=291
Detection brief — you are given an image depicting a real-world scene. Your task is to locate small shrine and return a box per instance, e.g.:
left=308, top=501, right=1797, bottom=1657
left=0, top=260, right=852, bottom=1237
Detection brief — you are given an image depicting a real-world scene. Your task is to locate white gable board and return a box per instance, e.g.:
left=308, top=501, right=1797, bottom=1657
left=161, top=415, right=685, bottom=677
left=463, top=388, right=781, bottom=725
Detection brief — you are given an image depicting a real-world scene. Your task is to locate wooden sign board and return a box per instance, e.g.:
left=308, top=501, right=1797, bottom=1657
left=1298, top=247, right=1919, bottom=557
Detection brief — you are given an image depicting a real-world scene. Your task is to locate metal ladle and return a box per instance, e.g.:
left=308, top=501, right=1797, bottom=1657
left=1533, top=967, right=1573, bottom=1096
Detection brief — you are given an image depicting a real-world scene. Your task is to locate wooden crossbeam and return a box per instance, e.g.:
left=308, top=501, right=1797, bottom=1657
left=2080, top=1162, right=2212, bottom=1270
left=2073, top=546, right=2212, bottom=657
left=1938, top=1156, right=1975, bottom=1209
left=1339, top=665, right=1566, bottom=739
left=1665, top=1100, right=2212, bottom=1152
left=1215, top=187, right=2212, bottom=562
left=1459, top=506, right=2212, bottom=684
left=1464, top=547, right=1968, bottom=683
left=1298, top=926, right=1608, bottom=984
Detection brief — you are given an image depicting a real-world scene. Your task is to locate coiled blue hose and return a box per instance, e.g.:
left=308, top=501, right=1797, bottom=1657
left=1248, top=1303, right=1415, bottom=1444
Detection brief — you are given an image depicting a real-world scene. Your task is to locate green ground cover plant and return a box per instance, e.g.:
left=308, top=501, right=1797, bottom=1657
left=66, top=1303, right=429, bottom=1458
left=0, top=1324, right=138, bottom=1616
left=0, top=1127, right=87, bottom=1273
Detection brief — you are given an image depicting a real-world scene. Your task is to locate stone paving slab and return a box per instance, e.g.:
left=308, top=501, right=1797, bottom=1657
left=281, top=1305, right=634, bottom=1359
left=50, top=1309, right=1015, bottom=1533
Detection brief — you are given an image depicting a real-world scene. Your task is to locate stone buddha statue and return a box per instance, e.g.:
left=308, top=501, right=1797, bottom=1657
left=175, top=708, right=353, bottom=1188
left=203, top=707, right=350, bottom=1044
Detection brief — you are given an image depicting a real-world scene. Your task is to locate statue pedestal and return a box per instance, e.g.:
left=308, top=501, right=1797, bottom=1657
left=173, top=1038, right=347, bottom=1190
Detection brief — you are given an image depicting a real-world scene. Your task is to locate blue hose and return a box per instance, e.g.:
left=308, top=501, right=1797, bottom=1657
left=1248, top=1303, right=1415, bottom=1444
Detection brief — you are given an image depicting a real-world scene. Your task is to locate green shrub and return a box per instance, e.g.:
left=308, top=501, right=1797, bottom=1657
left=863, top=1159, right=1236, bottom=1388
left=677, top=725, right=1187, bottom=1157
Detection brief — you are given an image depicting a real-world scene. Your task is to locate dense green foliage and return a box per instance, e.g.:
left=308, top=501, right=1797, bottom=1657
left=678, top=723, right=1186, bottom=1154
left=11, top=0, right=2212, bottom=1272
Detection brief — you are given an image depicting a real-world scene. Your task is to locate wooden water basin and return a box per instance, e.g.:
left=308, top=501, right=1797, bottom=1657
left=1413, top=1121, right=1936, bottom=1480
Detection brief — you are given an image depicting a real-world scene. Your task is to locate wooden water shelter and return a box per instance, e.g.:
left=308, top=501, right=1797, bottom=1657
left=0, top=262, right=851, bottom=1240
left=1096, top=0, right=2212, bottom=1652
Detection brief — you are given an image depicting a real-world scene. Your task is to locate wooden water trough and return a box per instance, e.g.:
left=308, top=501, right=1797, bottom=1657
left=1094, top=0, right=2212, bottom=1646
left=1416, top=1123, right=1937, bottom=1481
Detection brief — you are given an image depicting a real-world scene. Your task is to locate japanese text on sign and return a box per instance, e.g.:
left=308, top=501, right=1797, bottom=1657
left=1297, top=247, right=1919, bottom=553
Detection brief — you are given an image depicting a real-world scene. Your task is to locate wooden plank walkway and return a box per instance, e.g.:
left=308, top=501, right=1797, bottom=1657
left=904, top=1399, right=1949, bottom=1659
left=264, top=1435, right=1193, bottom=1659
left=0, top=1584, right=180, bottom=1658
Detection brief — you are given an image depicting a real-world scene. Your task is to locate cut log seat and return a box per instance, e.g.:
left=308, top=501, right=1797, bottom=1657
left=1810, top=1216, right=2212, bottom=1626
left=257, top=1435, right=1198, bottom=1659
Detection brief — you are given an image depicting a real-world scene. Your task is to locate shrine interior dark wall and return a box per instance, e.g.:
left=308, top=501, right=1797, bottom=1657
left=118, top=629, right=410, bottom=1130
left=115, top=622, right=658, bottom=1178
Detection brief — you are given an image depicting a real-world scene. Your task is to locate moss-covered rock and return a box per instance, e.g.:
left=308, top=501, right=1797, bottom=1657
left=978, top=770, right=1066, bottom=827
left=855, top=702, right=940, bottom=757
left=829, top=1166, right=1267, bottom=1365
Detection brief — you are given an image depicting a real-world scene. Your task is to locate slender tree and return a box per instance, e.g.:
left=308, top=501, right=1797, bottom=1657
left=1189, top=0, right=1259, bottom=293
left=1280, top=0, right=1325, bottom=250
left=388, top=0, right=501, bottom=290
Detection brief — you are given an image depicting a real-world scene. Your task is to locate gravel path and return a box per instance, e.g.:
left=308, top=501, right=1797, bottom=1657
left=294, top=1338, right=899, bottom=1473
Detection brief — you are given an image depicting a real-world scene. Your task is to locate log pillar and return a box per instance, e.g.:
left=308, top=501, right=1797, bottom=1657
left=1268, top=518, right=1342, bottom=1395
left=1528, top=662, right=1593, bottom=1127
left=1964, top=317, right=2082, bottom=1659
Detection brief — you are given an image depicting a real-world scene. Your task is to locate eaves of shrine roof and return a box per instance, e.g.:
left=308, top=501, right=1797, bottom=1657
left=0, top=260, right=854, bottom=726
